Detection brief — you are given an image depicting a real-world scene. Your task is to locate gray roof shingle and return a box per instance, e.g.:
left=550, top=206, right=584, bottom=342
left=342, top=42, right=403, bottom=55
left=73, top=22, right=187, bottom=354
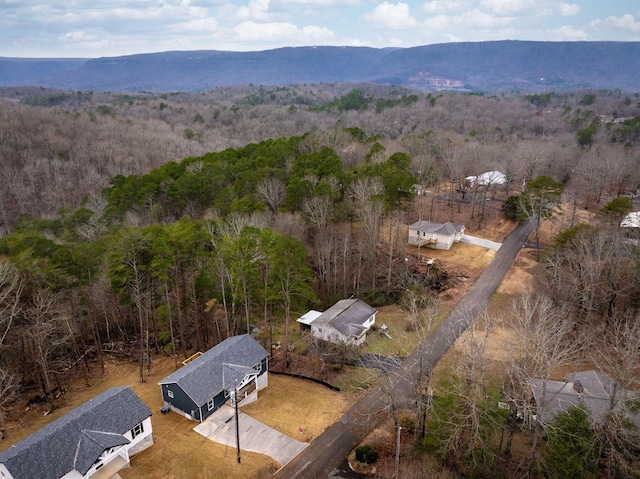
left=74, top=430, right=130, bottom=474
left=0, top=386, right=151, bottom=479
left=314, top=299, right=376, bottom=339
left=410, top=220, right=464, bottom=236
left=158, top=334, right=268, bottom=406
left=530, top=370, right=640, bottom=427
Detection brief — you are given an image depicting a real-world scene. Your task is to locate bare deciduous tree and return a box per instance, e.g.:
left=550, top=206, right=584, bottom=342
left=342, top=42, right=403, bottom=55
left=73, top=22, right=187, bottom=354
left=503, top=294, right=586, bottom=474
left=592, top=316, right=640, bottom=478
left=256, top=176, right=285, bottom=212
left=22, top=289, right=74, bottom=409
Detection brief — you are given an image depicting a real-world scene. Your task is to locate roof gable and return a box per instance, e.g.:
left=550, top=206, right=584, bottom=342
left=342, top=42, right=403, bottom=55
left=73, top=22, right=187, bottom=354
left=158, top=334, right=268, bottom=406
left=0, top=386, right=151, bottom=479
left=75, top=430, right=130, bottom=474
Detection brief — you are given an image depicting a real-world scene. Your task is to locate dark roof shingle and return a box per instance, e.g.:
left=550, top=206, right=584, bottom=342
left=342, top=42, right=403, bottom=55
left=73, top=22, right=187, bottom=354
left=0, top=386, right=151, bottom=479
left=158, top=334, right=268, bottom=406
left=315, top=299, right=376, bottom=338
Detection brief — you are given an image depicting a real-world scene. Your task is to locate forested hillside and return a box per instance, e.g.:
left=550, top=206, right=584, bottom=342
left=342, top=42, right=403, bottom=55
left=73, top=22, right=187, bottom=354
left=1, top=83, right=640, bottom=478
left=2, top=41, right=640, bottom=92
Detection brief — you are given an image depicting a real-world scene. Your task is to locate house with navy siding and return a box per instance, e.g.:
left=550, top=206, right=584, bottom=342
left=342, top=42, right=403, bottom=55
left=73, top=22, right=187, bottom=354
left=158, top=334, right=269, bottom=422
left=0, top=386, right=153, bottom=479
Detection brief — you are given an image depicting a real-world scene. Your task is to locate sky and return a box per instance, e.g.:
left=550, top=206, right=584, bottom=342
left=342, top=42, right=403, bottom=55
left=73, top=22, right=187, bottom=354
left=1, top=0, right=639, bottom=58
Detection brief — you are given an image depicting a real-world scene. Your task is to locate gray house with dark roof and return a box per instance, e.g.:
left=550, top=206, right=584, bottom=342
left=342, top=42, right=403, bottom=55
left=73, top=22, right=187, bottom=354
left=529, top=370, right=640, bottom=428
left=408, top=220, right=465, bottom=250
left=0, top=386, right=153, bottom=479
left=297, top=299, right=377, bottom=346
left=158, top=334, right=269, bottom=422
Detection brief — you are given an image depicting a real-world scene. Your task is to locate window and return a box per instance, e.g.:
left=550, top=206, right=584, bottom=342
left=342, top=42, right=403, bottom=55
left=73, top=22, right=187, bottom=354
left=131, top=422, right=144, bottom=439
left=207, top=398, right=214, bottom=411
left=252, top=361, right=262, bottom=373
left=167, top=389, right=174, bottom=399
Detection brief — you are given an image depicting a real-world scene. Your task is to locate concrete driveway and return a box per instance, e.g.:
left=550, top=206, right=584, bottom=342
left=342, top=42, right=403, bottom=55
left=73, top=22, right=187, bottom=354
left=194, top=405, right=308, bottom=467
left=459, top=234, right=502, bottom=251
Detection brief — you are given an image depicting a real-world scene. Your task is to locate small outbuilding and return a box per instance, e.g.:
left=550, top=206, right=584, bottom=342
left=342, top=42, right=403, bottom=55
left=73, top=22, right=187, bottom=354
left=0, top=386, right=153, bottom=479
left=297, top=299, right=377, bottom=346
left=158, top=334, right=269, bottom=422
left=408, top=220, right=465, bottom=250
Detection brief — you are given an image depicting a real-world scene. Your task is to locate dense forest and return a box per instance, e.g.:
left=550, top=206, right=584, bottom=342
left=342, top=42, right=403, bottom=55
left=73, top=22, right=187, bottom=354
left=1, top=84, right=640, bottom=478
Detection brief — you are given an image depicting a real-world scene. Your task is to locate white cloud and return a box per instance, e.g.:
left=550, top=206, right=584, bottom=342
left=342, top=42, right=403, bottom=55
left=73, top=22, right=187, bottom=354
left=555, top=25, right=587, bottom=40
left=458, top=9, right=513, bottom=28
left=426, top=8, right=512, bottom=31
left=479, top=0, right=538, bottom=16
left=176, top=17, right=219, bottom=32
left=232, top=20, right=334, bottom=43
left=276, top=0, right=361, bottom=6
left=558, top=3, right=580, bottom=17
left=236, top=0, right=272, bottom=21
left=364, top=2, right=420, bottom=30
left=423, top=0, right=470, bottom=15
left=62, top=29, right=99, bottom=42
left=590, top=13, right=640, bottom=36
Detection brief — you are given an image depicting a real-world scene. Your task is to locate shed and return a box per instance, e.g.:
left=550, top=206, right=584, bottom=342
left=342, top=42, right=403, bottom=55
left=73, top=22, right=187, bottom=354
left=158, top=335, right=269, bottom=422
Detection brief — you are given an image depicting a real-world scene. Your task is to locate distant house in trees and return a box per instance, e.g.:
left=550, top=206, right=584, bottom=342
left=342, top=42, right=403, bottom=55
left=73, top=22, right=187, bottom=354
left=408, top=220, right=465, bottom=250
left=620, top=211, right=640, bottom=228
left=297, top=299, right=377, bottom=346
left=529, top=370, right=640, bottom=427
left=0, top=386, right=153, bottom=479
left=158, top=335, right=269, bottom=422
left=465, top=170, right=507, bottom=187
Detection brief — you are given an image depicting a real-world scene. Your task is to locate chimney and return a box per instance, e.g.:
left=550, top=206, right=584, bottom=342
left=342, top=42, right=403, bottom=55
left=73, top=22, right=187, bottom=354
left=573, top=380, right=584, bottom=394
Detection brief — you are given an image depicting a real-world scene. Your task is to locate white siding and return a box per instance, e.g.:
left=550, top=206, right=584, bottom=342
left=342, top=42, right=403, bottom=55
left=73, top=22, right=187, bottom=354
left=0, top=464, right=14, bottom=479
left=124, top=417, right=154, bottom=456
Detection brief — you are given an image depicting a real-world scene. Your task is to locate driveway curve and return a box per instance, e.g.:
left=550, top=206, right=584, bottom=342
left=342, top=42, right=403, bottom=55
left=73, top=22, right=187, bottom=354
left=275, top=220, right=535, bottom=479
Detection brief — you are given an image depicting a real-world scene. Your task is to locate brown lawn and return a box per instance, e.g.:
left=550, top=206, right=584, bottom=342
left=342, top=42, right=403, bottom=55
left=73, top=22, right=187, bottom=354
left=1, top=355, right=353, bottom=479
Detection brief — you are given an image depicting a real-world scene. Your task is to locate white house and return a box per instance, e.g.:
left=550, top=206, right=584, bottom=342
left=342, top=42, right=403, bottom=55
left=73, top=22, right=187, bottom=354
left=465, top=170, right=507, bottom=187
left=298, top=299, right=377, bottom=346
left=408, top=220, right=465, bottom=250
left=0, top=386, right=153, bottom=479
left=620, top=211, right=640, bottom=228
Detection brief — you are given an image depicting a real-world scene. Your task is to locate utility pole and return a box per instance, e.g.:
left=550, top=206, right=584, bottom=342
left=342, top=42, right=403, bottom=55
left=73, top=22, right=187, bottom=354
left=395, top=425, right=402, bottom=478
left=232, top=383, right=241, bottom=464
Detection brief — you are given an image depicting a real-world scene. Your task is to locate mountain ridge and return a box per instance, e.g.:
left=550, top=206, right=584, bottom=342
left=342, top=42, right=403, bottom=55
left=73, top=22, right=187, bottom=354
left=1, top=41, right=639, bottom=92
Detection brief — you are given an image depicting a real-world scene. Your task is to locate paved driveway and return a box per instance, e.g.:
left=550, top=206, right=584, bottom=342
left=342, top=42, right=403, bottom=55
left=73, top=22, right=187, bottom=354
left=194, top=404, right=308, bottom=467
left=459, top=234, right=502, bottom=251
